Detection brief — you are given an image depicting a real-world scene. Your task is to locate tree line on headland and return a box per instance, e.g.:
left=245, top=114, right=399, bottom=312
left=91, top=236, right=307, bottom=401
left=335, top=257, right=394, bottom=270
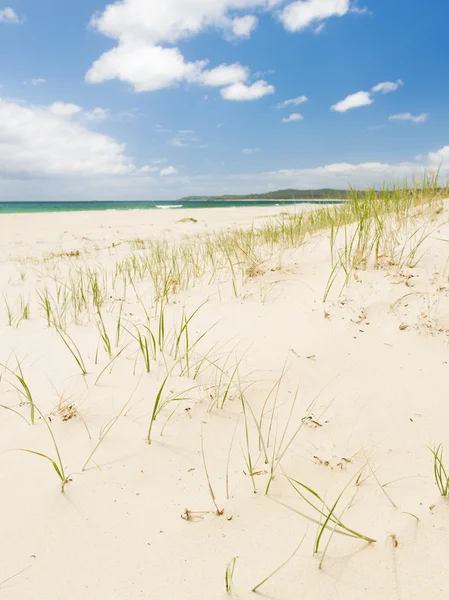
left=180, top=188, right=351, bottom=201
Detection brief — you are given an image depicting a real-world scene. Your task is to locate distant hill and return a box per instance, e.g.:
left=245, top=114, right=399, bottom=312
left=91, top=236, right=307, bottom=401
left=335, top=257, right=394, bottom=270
left=180, top=188, right=351, bottom=201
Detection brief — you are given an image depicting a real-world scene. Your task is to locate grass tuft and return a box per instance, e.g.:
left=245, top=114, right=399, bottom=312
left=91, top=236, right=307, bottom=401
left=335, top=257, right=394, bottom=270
left=430, top=444, right=449, bottom=497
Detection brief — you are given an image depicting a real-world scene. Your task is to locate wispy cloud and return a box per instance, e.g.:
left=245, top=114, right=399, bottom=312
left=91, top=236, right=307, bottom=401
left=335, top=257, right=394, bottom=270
left=389, top=112, right=429, bottom=123
left=282, top=113, right=304, bottom=123
left=242, top=148, right=260, bottom=154
left=24, top=78, right=46, bottom=86
left=169, top=130, right=206, bottom=148
left=169, top=137, right=190, bottom=147
left=372, top=79, right=403, bottom=94
left=350, top=5, right=372, bottom=15
left=276, top=95, right=308, bottom=109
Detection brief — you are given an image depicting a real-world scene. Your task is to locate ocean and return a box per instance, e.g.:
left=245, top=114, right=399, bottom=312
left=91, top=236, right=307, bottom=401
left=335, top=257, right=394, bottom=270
left=0, top=199, right=344, bottom=214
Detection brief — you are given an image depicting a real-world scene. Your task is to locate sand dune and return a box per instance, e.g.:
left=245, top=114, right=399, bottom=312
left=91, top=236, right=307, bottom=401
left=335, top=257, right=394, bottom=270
left=1, top=198, right=449, bottom=599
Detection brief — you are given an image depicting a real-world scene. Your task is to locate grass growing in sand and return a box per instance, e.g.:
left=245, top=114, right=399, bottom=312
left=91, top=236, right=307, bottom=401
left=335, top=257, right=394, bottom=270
left=430, top=444, right=449, bottom=497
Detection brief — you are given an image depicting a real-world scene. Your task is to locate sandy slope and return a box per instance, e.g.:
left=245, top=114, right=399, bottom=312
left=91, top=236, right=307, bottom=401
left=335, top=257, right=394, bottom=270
left=1, top=204, right=449, bottom=599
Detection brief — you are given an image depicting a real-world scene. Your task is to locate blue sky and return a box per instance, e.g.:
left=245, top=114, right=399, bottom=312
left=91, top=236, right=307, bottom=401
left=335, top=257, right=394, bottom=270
left=1, top=0, right=449, bottom=200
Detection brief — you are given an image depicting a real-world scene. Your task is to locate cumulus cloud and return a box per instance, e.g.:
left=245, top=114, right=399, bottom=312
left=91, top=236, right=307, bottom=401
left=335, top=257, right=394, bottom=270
left=221, top=80, right=275, bottom=101
left=0, top=7, right=19, bottom=23
left=280, top=0, right=350, bottom=32
left=160, top=166, right=177, bottom=176
left=200, top=63, right=249, bottom=87
left=242, top=148, right=260, bottom=154
left=372, top=79, right=403, bottom=94
left=331, top=91, right=372, bottom=112
left=86, top=42, right=207, bottom=92
left=428, top=146, right=449, bottom=168
left=276, top=95, right=308, bottom=109
left=48, top=102, right=83, bottom=117
left=85, top=0, right=277, bottom=99
left=48, top=102, right=109, bottom=122
left=0, top=98, right=136, bottom=177
left=282, top=112, right=304, bottom=122
left=389, top=112, right=429, bottom=124
left=230, top=15, right=258, bottom=38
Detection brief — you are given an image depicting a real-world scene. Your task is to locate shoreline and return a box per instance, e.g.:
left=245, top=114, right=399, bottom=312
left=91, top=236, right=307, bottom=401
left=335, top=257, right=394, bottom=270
left=0, top=199, right=346, bottom=215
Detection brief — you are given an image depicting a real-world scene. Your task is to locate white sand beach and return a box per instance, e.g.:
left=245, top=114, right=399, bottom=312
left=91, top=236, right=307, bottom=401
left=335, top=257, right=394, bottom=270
left=1, top=198, right=449, bottom=599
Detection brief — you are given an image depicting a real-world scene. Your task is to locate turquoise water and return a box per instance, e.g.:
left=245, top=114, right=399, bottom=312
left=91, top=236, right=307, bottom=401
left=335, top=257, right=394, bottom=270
left=0, top=199, right=344, bottom=214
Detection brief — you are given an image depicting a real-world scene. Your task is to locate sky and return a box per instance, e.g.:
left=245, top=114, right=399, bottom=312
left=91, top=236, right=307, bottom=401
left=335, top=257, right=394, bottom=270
left=1, top=0, right=449, bottom=200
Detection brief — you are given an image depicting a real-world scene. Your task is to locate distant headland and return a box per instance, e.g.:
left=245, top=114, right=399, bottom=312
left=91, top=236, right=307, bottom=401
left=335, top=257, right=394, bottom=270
left=179, top=188, right=350, bottom=201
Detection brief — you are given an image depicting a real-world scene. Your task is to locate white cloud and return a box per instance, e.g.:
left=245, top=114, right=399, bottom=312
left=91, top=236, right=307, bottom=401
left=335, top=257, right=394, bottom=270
left=350, top=5, right=372, bottom=15
left=47, top=102, right=110, bottom=123
left=160, top=166, right=177, bottom=176
left=230, top=15, right=258, bottom=38
left=0, top=7, right=19, bottom=24
left=26, top=78, right=46, bottom=86
left=389, top=112, right=429, bottom=124
left=85, top=107, right=110, bottom=122
left=428, top=146, right=449, bottom=168
left=49, top=102, right=83, bottom=117
left=85, top=0, right=277, bottom=99
left=88, top=0, right=279, bottom=44
left=86, top=41, right=207, bottom=92
left=169, top=137, right=190, bottom=147
left=276, top=95, right=308, bottom=109
left=221, top=80, right=275, bottom=101
left=331, top=90, right=372, bottom=112
left=169, top=130, right=205, bottom=148
left=332, top=79, right=403, bottom=112
left=242, top=148, right=260, bottom=154
left=200, top=63, right=249, bottom=87
left=280, top=0, right=350, bottom=32
left=282, top=112, right=304, bottom=122
left=372, top=79, right=403, bottom=94
left=0, top=98, right=137, bottom=176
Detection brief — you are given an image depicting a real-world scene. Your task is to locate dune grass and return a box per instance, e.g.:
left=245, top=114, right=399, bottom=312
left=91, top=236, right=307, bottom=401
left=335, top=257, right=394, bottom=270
left=19, top=403, right=70, bottom=492
left=1, top=361, right=35, bottom=425
left=225, top=557, right=237, bottom=593
left=430, top=444, right=449, bottom=497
